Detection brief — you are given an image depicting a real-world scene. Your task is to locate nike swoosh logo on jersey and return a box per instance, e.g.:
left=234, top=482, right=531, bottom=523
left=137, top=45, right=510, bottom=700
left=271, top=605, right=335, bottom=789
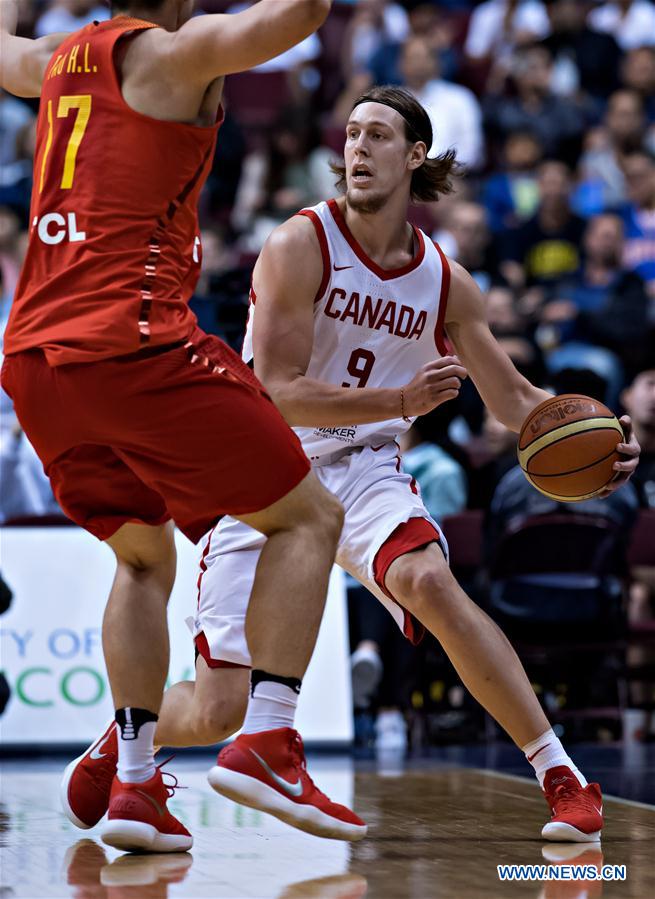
left=89, top=745, right=107, bottom=760
left=249, top=749, right=303, bottom=797
left=527, top=744, right=550, bottom=763
left=333, top=263, right=353, bottom=271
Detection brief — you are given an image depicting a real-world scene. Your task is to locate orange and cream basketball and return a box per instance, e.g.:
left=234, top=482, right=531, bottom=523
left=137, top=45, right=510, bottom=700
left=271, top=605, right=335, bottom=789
left=518, top=394, right=623, bottom=501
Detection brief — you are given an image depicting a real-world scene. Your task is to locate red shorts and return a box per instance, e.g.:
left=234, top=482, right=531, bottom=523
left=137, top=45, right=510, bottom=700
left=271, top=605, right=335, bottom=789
left=1, top=328, right=310, bottom=543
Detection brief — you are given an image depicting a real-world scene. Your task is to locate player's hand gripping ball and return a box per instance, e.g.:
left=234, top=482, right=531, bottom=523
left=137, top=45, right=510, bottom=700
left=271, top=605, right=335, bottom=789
left=518, top=394, right=639, bottom=501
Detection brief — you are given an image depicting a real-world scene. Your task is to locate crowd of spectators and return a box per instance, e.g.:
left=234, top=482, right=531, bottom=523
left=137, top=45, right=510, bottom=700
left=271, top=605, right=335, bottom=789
left=1, top=0, right=655, bottom=750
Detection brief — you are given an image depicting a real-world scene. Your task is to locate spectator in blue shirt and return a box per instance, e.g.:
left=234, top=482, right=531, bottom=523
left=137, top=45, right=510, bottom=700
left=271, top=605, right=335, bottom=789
left=483, top=130, right=542, bottom=233
left=620, top=148, right=655, bottom=300
left=540, top=213, right=652, bottom=375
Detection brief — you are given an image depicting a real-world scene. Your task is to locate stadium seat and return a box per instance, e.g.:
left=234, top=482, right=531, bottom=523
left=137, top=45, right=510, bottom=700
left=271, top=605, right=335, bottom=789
left=627, top=509, right=655, bottom=568
left=485, top=512, right=630, bottom=735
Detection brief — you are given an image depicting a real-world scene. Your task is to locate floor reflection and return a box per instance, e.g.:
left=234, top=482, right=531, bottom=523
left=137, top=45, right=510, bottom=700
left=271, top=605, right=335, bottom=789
left=64, top=840, right=194, bottom=899
left=0, top=757, right=653, bottom=898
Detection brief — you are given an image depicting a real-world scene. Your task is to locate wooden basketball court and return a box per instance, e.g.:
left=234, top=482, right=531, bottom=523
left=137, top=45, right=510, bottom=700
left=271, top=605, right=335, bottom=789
left=1, top=757, right=653, bottom=898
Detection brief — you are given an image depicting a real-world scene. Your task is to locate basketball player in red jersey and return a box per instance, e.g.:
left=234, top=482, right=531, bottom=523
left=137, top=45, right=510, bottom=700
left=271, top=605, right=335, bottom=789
left=0, top=0, right=368, bottom=850
left=74, top=86, right=642, bottom=843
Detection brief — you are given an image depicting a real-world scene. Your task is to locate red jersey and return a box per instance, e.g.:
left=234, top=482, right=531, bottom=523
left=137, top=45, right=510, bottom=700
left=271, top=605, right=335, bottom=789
left=4, top=18, right=221, bottom=365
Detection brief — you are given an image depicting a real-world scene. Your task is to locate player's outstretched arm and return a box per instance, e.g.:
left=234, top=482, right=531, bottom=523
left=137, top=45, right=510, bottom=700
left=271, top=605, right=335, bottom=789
left=0, top=0, right=67, bottom=97
left=445, top=260, right=552, bottom=432
left=169, top=0, right=332, bottom=82
left=253, top=217, right=437, bottom=427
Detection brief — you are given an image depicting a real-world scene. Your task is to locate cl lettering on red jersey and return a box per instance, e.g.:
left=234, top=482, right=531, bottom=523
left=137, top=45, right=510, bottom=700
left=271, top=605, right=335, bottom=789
left=33, top=212, right=86, bottom=245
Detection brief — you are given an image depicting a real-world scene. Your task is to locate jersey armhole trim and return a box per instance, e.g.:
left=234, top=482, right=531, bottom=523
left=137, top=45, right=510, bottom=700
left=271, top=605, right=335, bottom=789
left=296, top=210, right=331, bottom=304
left=432, top=241, right=451, bottom=356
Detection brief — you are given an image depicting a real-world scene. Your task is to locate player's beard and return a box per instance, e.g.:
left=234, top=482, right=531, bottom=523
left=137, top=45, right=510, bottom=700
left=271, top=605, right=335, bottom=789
left=345, top=187, right=389, bottom=215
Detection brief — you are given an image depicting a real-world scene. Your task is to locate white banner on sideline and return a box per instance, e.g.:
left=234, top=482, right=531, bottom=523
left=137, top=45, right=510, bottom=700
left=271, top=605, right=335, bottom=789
left=0, top=527, right=352, bottom=745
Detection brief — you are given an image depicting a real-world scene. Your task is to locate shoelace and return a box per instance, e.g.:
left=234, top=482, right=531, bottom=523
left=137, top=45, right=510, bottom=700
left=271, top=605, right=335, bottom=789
left=551, top=783, right=591, bottom=815
left=156, top=754, right=188, bottom=799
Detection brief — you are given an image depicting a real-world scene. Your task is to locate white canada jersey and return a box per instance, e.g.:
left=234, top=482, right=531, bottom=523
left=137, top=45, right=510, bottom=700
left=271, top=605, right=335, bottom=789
left=242, top=199, right=451, bottom=463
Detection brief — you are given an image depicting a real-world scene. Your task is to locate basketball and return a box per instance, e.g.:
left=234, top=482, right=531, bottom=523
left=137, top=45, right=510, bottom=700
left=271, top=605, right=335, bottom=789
left=518, top=394, right=624, bottom=502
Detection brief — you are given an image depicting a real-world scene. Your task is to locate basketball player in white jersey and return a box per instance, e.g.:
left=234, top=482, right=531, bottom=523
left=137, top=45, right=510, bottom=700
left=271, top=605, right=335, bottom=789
left=66, top=86, right=640, bottom=842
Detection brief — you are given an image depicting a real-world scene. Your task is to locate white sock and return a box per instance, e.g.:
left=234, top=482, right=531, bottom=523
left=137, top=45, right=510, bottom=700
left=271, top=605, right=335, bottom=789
left=522, top=728, right=588, bottom=789
left=242, top=680, right=298, bottom=735
left=116, top=717, right=157, bottom=783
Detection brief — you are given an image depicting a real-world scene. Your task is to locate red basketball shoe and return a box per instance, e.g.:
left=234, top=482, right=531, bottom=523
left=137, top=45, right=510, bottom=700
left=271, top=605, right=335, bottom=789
left=101, top=767, right=193, bottom=853
left=542, top=766, right=603, bottom=842
left=61, top=720, right=118, bottom=828
left=208, top=728, right=367, bottom=842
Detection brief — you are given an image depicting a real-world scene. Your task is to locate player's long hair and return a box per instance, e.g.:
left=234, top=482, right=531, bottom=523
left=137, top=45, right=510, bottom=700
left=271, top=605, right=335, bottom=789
left=330, top=86, right=461, bottom=203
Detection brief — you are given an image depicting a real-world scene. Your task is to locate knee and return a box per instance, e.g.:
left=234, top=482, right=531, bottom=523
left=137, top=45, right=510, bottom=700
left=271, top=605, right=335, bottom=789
left=315, top=488, right=344, bottom=545
left=393, top=560, right=455, bottom=619
left=113, top=526, right=176, bottom=591
left=116, top=555, right=176, bottom=597
left=191, top=697, right=246, bottom=745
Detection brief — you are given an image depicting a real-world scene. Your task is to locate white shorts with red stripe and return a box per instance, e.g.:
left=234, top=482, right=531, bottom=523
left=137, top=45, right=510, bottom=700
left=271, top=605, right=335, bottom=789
left=190, top=442, right=448, bottom=668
